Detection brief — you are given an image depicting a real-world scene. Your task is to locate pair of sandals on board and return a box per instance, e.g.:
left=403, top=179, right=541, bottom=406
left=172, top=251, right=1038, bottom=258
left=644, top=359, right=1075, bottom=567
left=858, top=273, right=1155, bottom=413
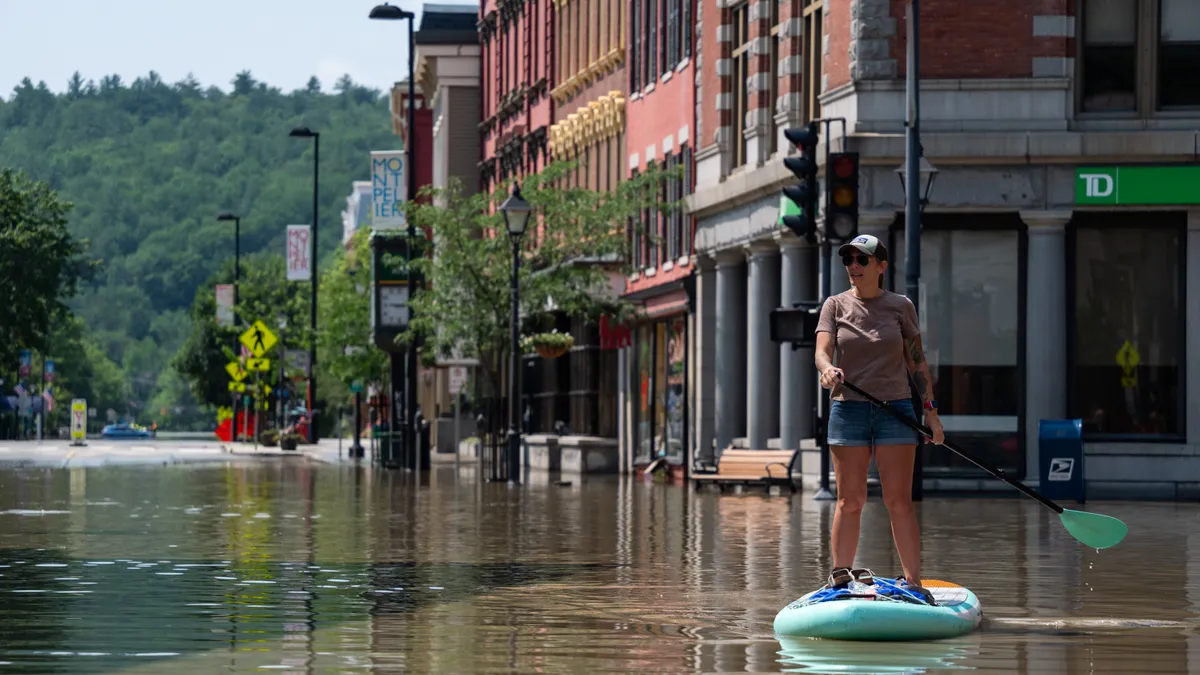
left=824, top=567, right=937, bottom=606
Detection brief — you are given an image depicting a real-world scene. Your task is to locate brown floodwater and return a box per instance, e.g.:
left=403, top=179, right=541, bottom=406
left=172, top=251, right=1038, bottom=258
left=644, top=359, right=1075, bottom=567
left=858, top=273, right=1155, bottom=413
left=0, top=461, right=1193, bottom=674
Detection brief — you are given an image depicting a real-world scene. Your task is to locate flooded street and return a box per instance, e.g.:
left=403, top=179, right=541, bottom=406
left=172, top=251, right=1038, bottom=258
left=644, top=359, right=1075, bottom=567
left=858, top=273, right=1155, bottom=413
left=0, top=460, right=1195, bottom=674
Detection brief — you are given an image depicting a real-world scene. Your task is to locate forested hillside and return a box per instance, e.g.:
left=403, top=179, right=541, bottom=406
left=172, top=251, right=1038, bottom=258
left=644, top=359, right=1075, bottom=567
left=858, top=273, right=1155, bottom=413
left=0, top=71, right=398, bottom=422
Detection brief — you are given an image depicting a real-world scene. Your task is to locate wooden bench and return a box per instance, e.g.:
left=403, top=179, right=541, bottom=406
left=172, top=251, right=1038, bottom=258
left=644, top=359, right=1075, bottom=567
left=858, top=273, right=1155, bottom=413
left=692, top=448, right=799, bottom=493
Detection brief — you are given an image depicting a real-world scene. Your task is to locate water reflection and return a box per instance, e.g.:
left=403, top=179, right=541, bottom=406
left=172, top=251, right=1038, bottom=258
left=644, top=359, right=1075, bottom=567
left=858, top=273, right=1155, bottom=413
left=776, top=636, right=978, bottom=673
left=0, top=463, right=1195, bottom=672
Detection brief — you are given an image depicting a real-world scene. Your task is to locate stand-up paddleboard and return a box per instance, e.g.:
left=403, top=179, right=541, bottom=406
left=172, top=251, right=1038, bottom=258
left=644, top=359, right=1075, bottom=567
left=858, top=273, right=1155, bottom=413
left=774, top=577, right=982, bottom=641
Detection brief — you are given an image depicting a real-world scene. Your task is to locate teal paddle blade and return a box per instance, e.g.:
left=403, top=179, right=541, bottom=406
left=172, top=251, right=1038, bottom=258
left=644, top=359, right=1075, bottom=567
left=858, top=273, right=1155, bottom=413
left=1059, top=509, right=1128, bottom=549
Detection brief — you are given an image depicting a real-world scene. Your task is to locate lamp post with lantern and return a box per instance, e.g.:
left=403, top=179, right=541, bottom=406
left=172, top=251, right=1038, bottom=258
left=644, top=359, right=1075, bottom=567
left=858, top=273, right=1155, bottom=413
left=500, top=183, right=533, bottom=485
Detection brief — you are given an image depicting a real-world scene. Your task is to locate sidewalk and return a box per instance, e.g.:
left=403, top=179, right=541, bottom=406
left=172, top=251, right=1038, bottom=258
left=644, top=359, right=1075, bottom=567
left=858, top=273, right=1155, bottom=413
left=219, top=437, right=374, bottom=465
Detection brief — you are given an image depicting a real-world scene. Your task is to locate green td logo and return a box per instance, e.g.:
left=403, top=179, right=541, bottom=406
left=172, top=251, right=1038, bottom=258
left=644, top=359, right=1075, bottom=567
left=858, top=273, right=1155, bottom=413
left=1077, top=169, right=1116, bottom=203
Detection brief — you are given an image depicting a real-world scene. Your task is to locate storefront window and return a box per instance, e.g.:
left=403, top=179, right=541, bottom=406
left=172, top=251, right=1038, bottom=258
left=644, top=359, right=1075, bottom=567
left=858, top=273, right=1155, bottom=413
left=920, top=226, right=1022, bottom=474
left=631, top=318, right=688, bottom=467
left=666, top=317, right=687, bottom=464
left=1071, top=223, right=1183, bottom=437
left=633, top=324, right=654, bottom=465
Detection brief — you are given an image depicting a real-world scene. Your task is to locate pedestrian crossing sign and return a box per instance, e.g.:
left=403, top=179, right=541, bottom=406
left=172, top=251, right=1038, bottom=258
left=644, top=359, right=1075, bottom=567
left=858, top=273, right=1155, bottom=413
left=226, top=361, right=247, bottom=382
left=239, top=320, right=278, bottom=357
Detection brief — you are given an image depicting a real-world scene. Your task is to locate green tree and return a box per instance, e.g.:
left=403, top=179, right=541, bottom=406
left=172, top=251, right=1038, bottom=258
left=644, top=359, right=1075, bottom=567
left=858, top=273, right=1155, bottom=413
left=40, top=314, right=128, bottom=427
left=315, top=228, right=388, bottom=411
left=0, top=169, right=91, bottom=366
left=0, top=70, right=397, bottom=414
left=401, top=160, right=673, bottom=394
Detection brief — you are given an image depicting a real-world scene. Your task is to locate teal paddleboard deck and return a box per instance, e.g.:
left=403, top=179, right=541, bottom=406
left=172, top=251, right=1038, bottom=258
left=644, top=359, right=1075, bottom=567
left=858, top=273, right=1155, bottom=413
left=774, top=577, right=982, bottom=641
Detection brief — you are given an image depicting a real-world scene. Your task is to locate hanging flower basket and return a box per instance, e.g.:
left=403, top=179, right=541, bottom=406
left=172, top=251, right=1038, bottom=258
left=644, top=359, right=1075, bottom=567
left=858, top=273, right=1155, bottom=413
left=522, top=330, right=574, bottom=359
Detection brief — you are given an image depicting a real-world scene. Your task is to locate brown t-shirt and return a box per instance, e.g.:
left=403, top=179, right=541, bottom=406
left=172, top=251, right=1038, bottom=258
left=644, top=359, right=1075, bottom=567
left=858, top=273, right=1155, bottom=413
left=815, top=290, right=920, bottom=402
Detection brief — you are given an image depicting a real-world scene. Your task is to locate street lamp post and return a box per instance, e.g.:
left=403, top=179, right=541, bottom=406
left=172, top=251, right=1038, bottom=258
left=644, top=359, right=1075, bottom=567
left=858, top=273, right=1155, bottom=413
left=369, top=2, right=420, bottom=471
left=499, top=184, right=533, bottom=485
left=289, top=127, right=320, bottom=443
left=899, top=0, right=937, bottom=501
left=217, top=212, right=241, bottom=440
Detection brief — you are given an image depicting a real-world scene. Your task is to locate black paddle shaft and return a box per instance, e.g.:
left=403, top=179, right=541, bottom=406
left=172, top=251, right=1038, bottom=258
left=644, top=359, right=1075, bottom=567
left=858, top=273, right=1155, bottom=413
left=836, top=379, right=1065, bottom=515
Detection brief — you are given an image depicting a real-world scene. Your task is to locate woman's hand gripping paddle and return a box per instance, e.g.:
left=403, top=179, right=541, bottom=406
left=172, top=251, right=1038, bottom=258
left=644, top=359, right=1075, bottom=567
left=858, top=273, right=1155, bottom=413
left=836, top=378, right=1128, bottom=550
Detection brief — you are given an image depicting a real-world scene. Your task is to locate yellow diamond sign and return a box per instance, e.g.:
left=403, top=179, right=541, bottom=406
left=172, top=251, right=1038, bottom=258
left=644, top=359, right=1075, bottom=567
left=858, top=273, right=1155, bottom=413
left=239, top=320, right=278, bottom=358
left=226, top=361, right=248, bottom=382
left=1115, top=340, right=1140, bottom=372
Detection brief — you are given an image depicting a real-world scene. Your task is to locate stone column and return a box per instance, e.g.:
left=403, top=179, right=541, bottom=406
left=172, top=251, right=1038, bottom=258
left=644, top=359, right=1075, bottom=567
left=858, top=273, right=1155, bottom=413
left=746, top=240, right=782, bottom=448
left=1021, top=211, right=1072, bottom=481
left=777, top=232, right=817, bottom=451
left=693, top=255, right=718, bottom=463
left=715, top=249, right=747, bottom=453
left=1188, top=211, right=1200, bottom=445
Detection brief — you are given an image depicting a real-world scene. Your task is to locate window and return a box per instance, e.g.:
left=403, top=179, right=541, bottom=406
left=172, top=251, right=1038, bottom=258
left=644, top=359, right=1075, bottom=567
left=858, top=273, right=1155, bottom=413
left=682, top=0, right=692, bottom=58
left=1080, top=0, right=1200, bottom=113
left=731, top=2, right=751, bottom=168
left=801, top=0, right=823, bottom=123
left=631, top=318, right=687, bottom=466
left=917, top=223, right=1022, bottom=475
left=1159, top=0, right=1200, bottom=108
left=683, top=144, right=693, bottom=255
left=1082, top=0, right=1137, bottom=111
left=665, top=0, right=678, bottom=75
left=663, top=149, right=687, bottom=261
left=631, top=0, right=642, bottom=91
left=665, top=153, right=677, bottom=260
left=652, top=158, right=662, bottom=264
left=599, top=0, right=608, bottom=58
left=1070, top=217, right=1184, bottom=438
left=630, top=169, right=644, bottom=268
left=648, top=0, right=658, bottom=82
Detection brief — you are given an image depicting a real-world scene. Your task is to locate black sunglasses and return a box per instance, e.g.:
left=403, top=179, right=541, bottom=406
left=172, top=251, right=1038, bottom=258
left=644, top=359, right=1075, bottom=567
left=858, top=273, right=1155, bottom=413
left=841, top=253, right=872, bottom=267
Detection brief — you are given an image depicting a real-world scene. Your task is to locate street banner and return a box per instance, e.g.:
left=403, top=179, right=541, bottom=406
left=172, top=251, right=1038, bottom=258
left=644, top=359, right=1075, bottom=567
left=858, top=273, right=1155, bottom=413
left=215, top=284, right=235, bottom=327
left=370, top=150, right=407, bottom=230
left=18, top=350, right=31, bottom=377
left=44, top=360, right=55, bottom=383
left=287, top=225, right=312, bottom=281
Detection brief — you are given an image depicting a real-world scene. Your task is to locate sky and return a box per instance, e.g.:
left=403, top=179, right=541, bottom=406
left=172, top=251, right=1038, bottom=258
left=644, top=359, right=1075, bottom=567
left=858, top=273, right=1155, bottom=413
left=0, top=0, right=477, bottom=98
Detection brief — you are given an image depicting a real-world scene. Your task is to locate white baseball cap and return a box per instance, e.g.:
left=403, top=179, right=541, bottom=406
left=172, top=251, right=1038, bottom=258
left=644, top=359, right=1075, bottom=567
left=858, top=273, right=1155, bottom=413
left=837, top=234, right=889, bottom=261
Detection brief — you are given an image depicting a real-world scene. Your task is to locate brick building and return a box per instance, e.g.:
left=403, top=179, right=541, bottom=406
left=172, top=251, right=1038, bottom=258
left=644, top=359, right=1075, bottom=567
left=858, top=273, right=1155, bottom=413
left=478, top=0, right=553, bottom=192
left=687, top=0, right=1200, bottom=499
left=620, top=0, right=697, bottom=475
left=536, top=0, right=629, bottom=450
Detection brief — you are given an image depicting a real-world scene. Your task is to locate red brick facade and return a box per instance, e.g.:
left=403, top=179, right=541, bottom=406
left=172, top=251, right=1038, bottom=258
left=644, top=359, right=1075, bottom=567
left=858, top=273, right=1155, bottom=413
left=624, top=9, right=695, bottom=295
left=479, top=0, right=555, bottom=191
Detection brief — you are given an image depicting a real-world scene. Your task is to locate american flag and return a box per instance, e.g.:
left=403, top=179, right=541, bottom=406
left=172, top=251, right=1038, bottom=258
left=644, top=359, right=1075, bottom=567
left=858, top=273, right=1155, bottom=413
left=13, top=382, right=26, bottom=397
left=42, top=389, right=53, bottom=412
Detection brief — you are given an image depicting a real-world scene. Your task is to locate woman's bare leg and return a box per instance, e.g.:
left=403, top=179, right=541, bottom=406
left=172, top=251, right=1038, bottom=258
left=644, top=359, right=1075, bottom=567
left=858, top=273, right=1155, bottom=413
left=830, top=445, right=872, bottom=570
left=874, top=444, right=921, bottom=584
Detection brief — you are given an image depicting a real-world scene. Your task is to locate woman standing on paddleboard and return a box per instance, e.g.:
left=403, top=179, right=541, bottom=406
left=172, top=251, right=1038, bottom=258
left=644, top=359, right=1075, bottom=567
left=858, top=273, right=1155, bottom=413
left=813, top=234, right=945, bottom=604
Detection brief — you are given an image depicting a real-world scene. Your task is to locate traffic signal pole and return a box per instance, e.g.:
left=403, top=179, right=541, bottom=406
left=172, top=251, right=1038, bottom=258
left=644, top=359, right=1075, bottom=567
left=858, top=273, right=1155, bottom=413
left=781, top=118, right=846, bottom=501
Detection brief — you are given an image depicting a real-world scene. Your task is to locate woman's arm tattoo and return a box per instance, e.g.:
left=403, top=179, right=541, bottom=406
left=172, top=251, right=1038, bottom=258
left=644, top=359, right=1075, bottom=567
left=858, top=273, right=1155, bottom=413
left=906, top=335, right=936, bottom=403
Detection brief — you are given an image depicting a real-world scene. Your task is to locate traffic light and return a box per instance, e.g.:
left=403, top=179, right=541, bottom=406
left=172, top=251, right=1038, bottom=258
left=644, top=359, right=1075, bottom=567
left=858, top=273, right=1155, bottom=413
left=825, top=151, right=860, bottom=243
left=780, top=122, right=820, bottom=242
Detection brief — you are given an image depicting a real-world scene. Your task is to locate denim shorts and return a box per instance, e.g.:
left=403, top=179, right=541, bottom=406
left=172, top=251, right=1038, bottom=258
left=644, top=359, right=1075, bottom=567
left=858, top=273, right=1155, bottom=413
left=827, top=399, right=920, bottom=447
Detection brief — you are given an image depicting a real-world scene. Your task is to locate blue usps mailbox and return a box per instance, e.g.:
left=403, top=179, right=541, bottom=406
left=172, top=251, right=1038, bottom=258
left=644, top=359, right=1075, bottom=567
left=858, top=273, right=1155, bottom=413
left=1038, top=419, right=1085, bottom=504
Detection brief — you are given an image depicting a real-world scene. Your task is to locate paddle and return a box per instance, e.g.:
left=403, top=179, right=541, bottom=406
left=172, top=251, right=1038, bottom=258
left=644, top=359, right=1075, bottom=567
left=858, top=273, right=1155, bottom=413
left=835, top=378, right=1128, bottom=550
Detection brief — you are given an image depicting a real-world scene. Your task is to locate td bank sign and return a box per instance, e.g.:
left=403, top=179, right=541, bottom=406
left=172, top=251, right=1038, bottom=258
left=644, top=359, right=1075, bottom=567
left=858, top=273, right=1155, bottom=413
left=1076, top=166, right=1200, bottom=205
